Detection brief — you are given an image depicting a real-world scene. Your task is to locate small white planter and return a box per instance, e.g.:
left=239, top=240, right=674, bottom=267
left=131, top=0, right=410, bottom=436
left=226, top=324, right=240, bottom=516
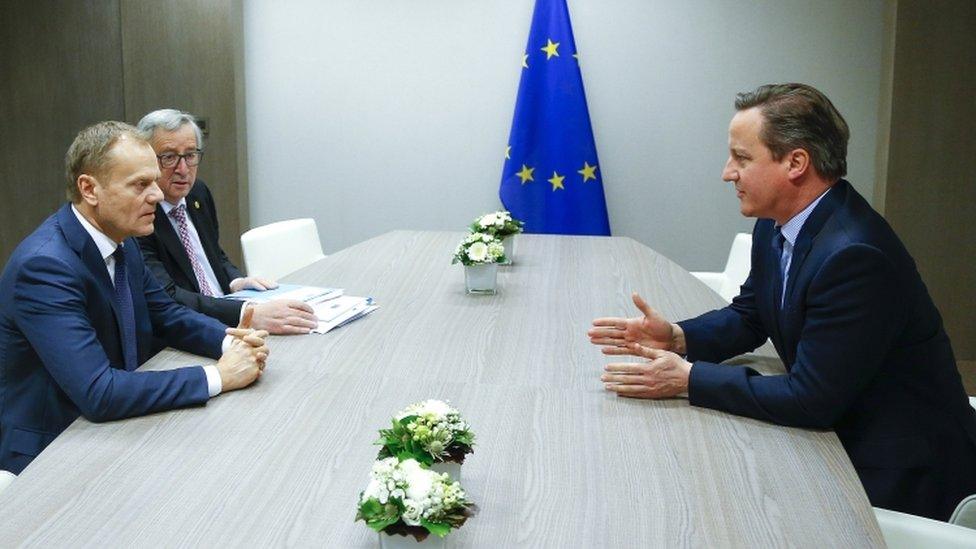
left=499, top=234, right=516, bottom=265
left=429, top=460, right=461, bottom=481
left=464, top=263, right=498, bottom=294
left=379, top=532, right=446, bottom=548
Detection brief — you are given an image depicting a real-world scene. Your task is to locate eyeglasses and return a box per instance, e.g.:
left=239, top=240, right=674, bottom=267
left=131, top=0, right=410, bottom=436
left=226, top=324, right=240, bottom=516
left=157, top=150, right=204, bottom=169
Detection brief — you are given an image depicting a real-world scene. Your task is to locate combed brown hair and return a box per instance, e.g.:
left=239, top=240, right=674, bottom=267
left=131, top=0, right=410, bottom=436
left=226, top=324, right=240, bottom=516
left=64, top=121, right=144, bottom=202
left=735, top=83, right=850, bottom=181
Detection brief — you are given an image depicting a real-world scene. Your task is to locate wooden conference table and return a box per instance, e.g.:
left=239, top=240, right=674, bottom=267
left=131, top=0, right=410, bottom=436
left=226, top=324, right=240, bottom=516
left=0, top=231, right=884, bottom=547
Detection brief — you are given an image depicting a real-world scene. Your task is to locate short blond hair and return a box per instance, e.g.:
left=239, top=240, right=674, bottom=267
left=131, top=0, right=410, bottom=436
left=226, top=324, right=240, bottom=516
left=64, top=121, right=145, bottom=202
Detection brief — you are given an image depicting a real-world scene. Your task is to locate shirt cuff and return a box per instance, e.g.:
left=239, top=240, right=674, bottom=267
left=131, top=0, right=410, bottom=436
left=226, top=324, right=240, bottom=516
left=221, top=334, right=233, bottom=353
left=238, top=301, right=254, bottom=324
left=203, top=365, right=222, bottom=397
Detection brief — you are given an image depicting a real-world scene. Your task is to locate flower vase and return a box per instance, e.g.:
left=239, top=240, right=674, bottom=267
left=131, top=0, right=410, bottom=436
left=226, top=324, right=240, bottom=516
left=464, top=263, right=498, bottom=295
left=429, top=460, right=462, bottom=481
left=498, top=235, right=516, bottom=265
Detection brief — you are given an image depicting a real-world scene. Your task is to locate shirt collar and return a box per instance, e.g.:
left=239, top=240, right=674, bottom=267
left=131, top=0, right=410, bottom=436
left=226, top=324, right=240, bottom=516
left=71, top=204, right=120, bottom=261
left=777, top=188, right=831, bottom=247
left=160, top=197, right=187, bottom=216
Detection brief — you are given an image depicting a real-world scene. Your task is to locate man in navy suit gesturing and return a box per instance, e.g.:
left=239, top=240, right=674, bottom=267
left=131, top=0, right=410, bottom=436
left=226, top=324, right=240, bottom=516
left=589, top=83, right=976, bottom=521
left=0, top=122, right=269, bottom=475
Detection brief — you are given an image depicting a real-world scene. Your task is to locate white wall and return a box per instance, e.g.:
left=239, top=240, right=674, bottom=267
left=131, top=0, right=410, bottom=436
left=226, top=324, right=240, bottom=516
left=243, top=0, right=886, bottom=271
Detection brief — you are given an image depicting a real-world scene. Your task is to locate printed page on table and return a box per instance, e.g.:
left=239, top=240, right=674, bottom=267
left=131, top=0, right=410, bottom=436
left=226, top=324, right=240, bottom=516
left=313, top=296, right=378, bottom=333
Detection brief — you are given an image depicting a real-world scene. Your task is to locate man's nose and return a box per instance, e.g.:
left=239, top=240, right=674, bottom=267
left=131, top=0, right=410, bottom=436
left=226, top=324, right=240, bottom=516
left=174, top=156, right=189, bottom=174
left=721, top=158, right=736, bottom=182
left=148, top=182, right=164, bottom=202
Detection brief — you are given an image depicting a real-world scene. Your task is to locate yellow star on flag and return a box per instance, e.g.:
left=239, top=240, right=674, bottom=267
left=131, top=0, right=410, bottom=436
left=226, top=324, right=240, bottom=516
left=505, top=145, right=512, bottom=159
left=522, top=53, right=529, bottom=68
left=578, top=162, right=598, bottom=182
left=548, top=171, right=565, bottom=191
left=517, top=164, right=535, bottom=184
left=541, top=39, right=560, bottom=60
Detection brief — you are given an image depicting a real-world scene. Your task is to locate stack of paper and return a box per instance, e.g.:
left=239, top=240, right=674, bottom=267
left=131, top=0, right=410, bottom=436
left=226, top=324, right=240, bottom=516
left=225, top=284, right=377, bottom=333
left=311, top=295, right=378, bottom=333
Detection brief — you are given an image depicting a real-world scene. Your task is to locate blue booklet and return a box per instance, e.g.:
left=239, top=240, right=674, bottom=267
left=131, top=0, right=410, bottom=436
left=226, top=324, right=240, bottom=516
left=224, top=284, right=342, bottom=303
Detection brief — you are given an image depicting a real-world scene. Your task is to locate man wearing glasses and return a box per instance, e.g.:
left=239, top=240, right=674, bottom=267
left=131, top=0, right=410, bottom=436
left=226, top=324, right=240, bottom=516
left=136, top=109, right=317, bottom=334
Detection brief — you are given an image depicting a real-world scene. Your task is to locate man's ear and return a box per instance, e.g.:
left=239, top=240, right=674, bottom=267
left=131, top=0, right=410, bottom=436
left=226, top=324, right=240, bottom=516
left=786, top=148, right=811, bottom=181
left=77, top=174, right=99, bottom=206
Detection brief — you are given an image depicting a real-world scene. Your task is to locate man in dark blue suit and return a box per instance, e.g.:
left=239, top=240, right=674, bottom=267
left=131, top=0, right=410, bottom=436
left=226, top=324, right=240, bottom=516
left=589, top=83, right=976, bottom=521
left=0, top=122, right=270, bottom=475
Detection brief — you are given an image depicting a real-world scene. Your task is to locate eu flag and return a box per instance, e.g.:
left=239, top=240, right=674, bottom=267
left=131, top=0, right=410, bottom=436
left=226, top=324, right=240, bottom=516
left=499, top=0, right=611, bottom=236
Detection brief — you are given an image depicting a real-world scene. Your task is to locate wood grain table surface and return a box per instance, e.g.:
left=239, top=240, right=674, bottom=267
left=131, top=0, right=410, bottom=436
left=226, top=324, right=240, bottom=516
left=0, top=231, right=884, bottom=547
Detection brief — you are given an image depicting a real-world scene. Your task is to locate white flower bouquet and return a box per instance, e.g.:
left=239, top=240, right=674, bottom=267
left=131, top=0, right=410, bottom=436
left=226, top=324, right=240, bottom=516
left=356, top=457, right=475, bottom=541
left=451, top=232, right=506, bottom=266
left=470, top=210, right=524, bottom=238
left=376, top=399, right=475, bottom=467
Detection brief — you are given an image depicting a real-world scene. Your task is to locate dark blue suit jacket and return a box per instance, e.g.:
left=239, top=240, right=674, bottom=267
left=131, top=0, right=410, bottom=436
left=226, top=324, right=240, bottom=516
left=0, top=204, right=227, bottom=474
left=680, top=180, right=976, bottom=520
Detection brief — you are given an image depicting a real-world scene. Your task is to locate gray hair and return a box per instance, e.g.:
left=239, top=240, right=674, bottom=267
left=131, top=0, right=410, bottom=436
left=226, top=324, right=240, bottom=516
left=64, top=121, right=145, bottom=202
left=136, top=108, right=204, bottom=150
left=734, top=83, right=849, bottom=181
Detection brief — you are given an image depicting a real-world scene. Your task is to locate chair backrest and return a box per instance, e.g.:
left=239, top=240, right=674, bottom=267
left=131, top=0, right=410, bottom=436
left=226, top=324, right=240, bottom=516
left=240, top=218, right=326, bottom=281
left=718, top=232, right=752, bottom=302
left=0, top=470, right=14, bottom=495
left=875, top=507, right=976, bottom=548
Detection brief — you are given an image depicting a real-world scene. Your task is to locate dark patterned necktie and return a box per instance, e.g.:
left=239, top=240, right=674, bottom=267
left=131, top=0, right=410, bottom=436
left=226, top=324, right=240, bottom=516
left=112, top=246, right=138, bottom=371
left=170, top=203, right=216, bottom=296
left=773, top=228, right=787, bottom=309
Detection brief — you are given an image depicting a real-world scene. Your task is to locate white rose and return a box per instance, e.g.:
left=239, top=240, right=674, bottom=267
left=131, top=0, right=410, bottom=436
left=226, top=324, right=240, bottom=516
left=401, top=500, right=424, bottom=526
left=479, top=213, right=497, bottom=227
left=420, top=399, right=452, bottom=417
left=467, top=241, right=488, bottom=262
left=401, top=462, right=435, bottom=502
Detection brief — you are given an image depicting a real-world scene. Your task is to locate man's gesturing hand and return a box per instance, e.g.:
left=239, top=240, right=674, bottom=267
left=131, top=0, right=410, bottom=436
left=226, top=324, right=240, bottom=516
left=601, top=343, right=692, bottom=399
left=588, top=292, right=685, bottom=355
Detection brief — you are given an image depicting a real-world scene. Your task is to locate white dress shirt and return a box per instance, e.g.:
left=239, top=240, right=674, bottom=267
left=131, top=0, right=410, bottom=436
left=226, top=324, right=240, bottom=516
left=71, top=205, right=224, bottom=397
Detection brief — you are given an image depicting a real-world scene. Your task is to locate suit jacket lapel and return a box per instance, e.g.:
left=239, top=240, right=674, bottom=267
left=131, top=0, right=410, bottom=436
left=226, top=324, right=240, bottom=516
left=153, top=204, right=200, bottom=292
left=56, top=204, right=128, bottom=360
left=783, top=181, right=849, bottom=305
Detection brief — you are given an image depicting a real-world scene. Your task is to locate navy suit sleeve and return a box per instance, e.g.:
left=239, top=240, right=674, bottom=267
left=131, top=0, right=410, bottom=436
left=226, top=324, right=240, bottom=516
left=688, top=244, right=902, bottom=428
left=678, top=272, right=769, bottom=363
left=12, top=255, right=210, bottom=423
left=141, top=265, right=226, bottom=360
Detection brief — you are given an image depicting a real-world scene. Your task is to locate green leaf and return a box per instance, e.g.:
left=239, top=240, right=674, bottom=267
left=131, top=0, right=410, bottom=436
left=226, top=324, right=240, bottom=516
left=421, top=519, right=452, bottom=537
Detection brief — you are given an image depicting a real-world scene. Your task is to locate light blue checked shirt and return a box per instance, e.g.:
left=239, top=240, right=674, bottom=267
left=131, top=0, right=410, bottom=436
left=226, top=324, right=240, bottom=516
left=775, top=188, right=831, bottom=307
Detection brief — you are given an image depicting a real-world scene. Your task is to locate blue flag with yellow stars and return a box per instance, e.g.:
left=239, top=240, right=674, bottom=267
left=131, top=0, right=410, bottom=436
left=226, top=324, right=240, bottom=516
left=499, top=0, right=610, bottom=236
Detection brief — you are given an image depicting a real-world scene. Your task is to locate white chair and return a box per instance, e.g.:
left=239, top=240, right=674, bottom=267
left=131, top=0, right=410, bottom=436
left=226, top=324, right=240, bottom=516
left=950, top=397, right=976, bottom=529
left=240, top=218, right=326, bottom=281
left=0, top=470, right=15, bottom=495
left=875, top=507, right=976, bottom=548
left=691, top=233, right=752, bottom=302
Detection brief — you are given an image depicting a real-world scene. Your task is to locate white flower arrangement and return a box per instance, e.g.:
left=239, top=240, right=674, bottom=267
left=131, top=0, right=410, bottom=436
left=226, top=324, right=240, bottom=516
left=470, top=210, right=524, bottom=238
left=377, top=399, right=475, bottom=466
left=356, top=457, right=474, bottom=540
left=451, top=232, right=506, bottom=266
